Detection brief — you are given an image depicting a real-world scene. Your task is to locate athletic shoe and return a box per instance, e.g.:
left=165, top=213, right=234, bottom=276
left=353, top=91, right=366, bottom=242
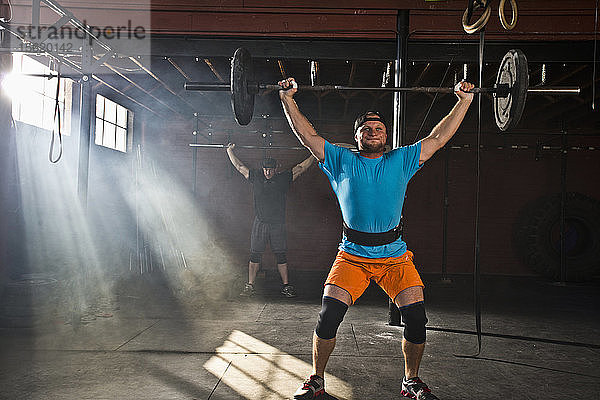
left=239, top=283, right=255, bottom=297
left=281, top=284, right=297, bottom=298
left=401, top=376, right=439, bottom=400
left=293, top=374, right=324, bottom=399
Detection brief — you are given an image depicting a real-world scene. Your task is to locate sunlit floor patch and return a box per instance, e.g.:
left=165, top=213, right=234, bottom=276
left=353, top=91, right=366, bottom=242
left=204, top=330, right=353, bottom=399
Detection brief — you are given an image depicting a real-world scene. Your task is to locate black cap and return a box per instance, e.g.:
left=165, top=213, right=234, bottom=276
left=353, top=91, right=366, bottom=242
left=262, top=158, right=277, bottom=168
left=353, top=111, right=389, bottom=133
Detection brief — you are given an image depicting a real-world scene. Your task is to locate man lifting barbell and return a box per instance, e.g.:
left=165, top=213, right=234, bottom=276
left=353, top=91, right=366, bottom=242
left=278, top=77, right=475, bottom=400
left=226, top=143, right=314, bottom=298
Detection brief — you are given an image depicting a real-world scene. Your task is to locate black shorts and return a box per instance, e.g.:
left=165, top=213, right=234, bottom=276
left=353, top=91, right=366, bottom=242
left=250, top=217, right=287, bottom=254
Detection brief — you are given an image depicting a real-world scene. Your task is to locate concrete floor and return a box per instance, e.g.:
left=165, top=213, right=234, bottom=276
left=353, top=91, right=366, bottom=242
left=0, top=270, right=599, bottom=400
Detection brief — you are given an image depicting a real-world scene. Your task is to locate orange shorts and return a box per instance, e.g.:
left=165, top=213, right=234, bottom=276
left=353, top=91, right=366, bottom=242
left=325, top=250, right=424, bottom=304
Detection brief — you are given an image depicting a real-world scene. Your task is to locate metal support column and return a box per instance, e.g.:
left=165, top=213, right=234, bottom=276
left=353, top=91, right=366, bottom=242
left=31, top=0, right=41, bottom=30
left=0, top=53, right=23, bottom=281
left=72, top=38, right=93, bottom=326
left=389, top=10, right=409, bottom=326
left=76, top=42, right=93, bottom=206
left=392, top=10, right=409, bottom=148
left=441, top=146, right=452, bottom=284
left=192, top=113, right=199, bottom=195
left=559, top=126, right=568, bottom=283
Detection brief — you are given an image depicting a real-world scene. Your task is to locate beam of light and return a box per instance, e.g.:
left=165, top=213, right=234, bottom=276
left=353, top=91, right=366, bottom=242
left=8, top=54, right=238, bottom=328
left=14, top=123, right=110, bottom=327
left=204, top=330, right=353, bottom=400
left=110, top=144, right=238, bottom=308
left=12, top=121, right=238, bottom=332
left=12, top=103, right=238, bottom=333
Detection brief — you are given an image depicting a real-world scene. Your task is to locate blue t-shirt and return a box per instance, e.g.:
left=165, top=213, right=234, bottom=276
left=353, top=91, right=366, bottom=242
left=319, top=140, right=422, bottom=258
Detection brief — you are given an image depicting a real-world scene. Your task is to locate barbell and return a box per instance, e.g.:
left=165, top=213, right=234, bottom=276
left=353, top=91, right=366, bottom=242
left=184, top=48, right=580, bottom=132
left=189, top=142, right=360, bottom=152
left=189, top=143, right=307, bottom=150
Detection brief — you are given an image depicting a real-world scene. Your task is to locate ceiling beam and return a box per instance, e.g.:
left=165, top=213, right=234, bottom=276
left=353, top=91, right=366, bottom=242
left=147, top=37, right=596, bottom=63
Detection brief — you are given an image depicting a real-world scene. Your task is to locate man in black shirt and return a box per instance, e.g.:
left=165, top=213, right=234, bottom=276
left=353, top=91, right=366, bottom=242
left=227, top=144, right=314, bottom=297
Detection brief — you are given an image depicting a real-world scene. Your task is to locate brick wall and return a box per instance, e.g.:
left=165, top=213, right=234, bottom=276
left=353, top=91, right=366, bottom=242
left=142, top=117, right=600, bottom=277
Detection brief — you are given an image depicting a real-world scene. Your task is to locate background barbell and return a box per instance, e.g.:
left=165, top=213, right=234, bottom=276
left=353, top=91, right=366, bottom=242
left=189, top=142, right=362, bottom=153
left=189, top=143, right=307, bottom=150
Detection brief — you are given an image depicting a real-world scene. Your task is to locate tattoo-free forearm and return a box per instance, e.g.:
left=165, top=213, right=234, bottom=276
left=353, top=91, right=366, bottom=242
left=427, top=99, right=471, bottom=148
left=292, top=154, right=315, bottom=180
left=281, top=97, right=325, bottom=160
left=226, top=149, right=249, bottom=178
left=300, top=155, right=315, bottom=168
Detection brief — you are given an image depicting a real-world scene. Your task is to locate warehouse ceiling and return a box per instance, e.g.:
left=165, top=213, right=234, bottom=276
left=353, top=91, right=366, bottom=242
left=78, top=38, right=599, bottom=138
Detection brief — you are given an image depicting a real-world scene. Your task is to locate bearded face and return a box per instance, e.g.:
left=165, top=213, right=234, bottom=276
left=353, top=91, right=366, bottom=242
left=355, top=120, right=387, bottom=154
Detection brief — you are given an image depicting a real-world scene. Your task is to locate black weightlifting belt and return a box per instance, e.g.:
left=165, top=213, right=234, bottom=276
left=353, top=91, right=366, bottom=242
left=342, top=221, right=403, bottom=247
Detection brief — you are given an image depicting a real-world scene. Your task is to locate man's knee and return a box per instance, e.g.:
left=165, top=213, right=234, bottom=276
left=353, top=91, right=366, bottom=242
left=274, top=252, right=287, bottom=264
left=401, top=301, right=428, bottom=344
left=249, top=252, right=262, bottom=263
left=315, top=296, right=348, bottom=339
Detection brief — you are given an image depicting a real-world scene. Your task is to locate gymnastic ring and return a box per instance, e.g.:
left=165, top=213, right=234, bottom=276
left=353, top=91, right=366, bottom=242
left=499, top=0, right=518, bottom=30
left=462, top=3, right=492, bottom=34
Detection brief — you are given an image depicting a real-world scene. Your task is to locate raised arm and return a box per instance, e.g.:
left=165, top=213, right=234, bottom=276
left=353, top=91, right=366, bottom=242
left=419, top=81, right=474, bottom=164
left=226, top=143, right=250, bottom=179
left=291, top=154, right=315, bottom=181
left=279, top=78, right=326, bottom=162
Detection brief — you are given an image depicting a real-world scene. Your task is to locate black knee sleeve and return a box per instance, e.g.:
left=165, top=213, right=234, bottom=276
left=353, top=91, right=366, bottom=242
left=401, top=301, right=428, bottom=344
left=249, top=252, right=262, bottom=263
left=274, top=252, right=287, bottom=264
left=315, top=296, right=348, bottom=340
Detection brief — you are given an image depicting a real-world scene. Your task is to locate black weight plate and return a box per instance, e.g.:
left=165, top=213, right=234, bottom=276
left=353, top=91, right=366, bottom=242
left=494, top=49, right=528, bottom=132
left=231, top=47, right=255, bottom=126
